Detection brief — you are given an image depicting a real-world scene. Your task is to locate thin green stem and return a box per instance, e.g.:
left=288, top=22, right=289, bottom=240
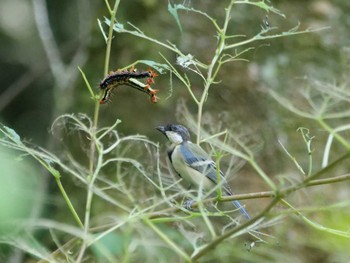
left=224, top=27, right=326, bottom=51
left=195, top=1, right=234, bottom=144
left=248, top=158, right=277, bottom=191
left=104, top=0, right=112, bottom=14
left=317, top=118, right=350, bottom=151
left=18, top=142, right=84, bottom=228
left=55, top=178, right=84, bottom=228
left=282, top=152, right=350, bottom=196
left=77, top=1, right=120, bottom=262
left=42, top=152, right=350, bottom=261
left=104, top=1, right=120, bottom=76
left=191, top=197, right=280, bottom=261
left=199, top=203, right=217, bottom=239
left=281, top=199, right=350, bottom=238
left=191, top=155, right=350, bottom=262
left=144, top=218, right=192, bottom=262
left=93, top=0, right=121, bottom=129
left=160, top=53, right=200, bottom=104
left=78, top=66, right=95, bottom=99
left=111, top=20, right=197, bottom=66
left=306, top=173, right=350, bottom=187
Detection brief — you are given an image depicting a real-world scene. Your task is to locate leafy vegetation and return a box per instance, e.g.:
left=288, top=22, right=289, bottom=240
left=0, top=0, right=349, bottom=262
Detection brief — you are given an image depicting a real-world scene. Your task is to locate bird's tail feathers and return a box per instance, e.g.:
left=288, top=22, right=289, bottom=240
left=232, top=200, right=251, bottom=220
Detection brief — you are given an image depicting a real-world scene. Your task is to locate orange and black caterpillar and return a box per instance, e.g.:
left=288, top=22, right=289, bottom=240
left=99, top=67, right=158, bottom=104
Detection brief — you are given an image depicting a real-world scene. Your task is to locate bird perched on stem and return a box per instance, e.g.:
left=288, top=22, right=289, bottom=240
left=156, top=124, right=250, bottom=219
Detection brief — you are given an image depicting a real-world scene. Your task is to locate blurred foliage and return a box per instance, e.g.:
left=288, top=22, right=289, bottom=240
left=0, top=148, right=42, bottom=233
left=0, top=0, right=350, bottom=262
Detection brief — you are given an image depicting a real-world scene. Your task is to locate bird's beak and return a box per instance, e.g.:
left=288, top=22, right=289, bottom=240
left=156, top=126, right=166, bottom=134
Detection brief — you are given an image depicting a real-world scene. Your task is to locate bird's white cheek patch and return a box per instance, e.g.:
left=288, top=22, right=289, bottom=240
left=166, top=131, right=183, bottom=144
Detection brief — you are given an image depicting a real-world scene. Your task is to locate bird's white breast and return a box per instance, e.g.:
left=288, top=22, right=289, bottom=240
left=165, top=131, right=183, bottom=145
left=171, top=146, right=214, bottom=191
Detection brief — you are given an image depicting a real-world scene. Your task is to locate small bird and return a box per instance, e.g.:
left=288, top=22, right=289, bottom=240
left=156, top=124, right=250, bottom=219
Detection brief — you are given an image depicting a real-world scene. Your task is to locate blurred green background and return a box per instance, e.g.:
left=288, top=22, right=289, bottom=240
left=1, top=0, right=350, bottom=262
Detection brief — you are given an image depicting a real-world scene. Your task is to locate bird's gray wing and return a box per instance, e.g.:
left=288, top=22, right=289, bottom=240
left=180, top=142, right=251, bottom=219
left=179, top=142, right=231, bottom=193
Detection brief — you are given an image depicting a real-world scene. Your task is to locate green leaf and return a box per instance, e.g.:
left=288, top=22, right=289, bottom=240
left=168, top=3, right=183, bottom=33
left=236, top=0, right=286, bottom=18
left=1, top=125, right=21, bottom=144
left=136, top=60, right=170, bottom=74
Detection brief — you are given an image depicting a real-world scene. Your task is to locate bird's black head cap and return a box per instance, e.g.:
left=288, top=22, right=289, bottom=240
left=156, top=124, right=191, bottom=142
